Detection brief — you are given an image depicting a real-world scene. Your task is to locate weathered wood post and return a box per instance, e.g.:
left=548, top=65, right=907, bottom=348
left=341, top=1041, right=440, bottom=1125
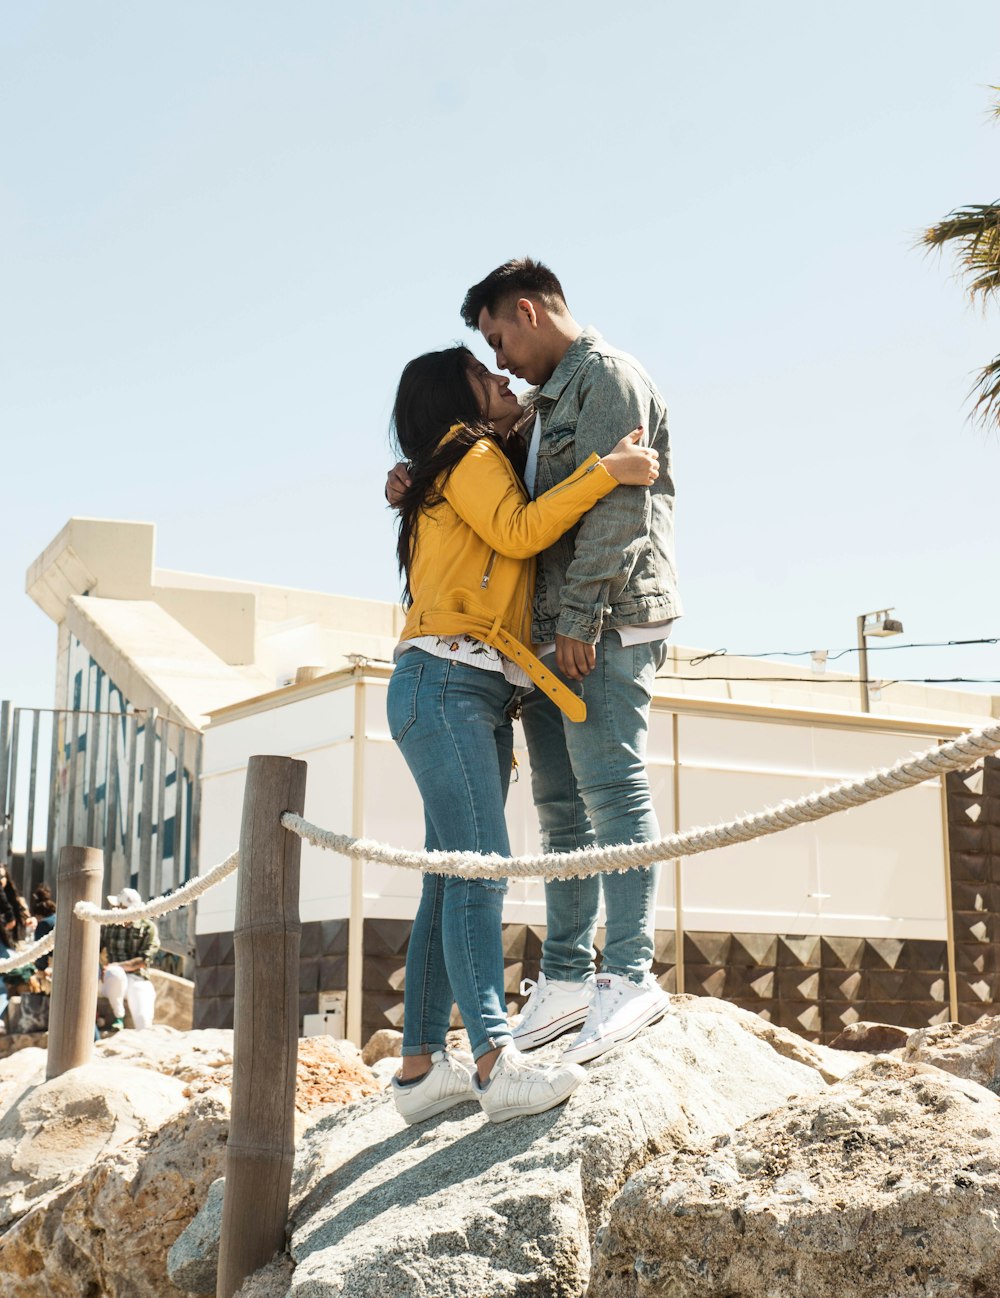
left=217, top=755, right=307, bottom=1298
left=46, top=846, right=104, bottom=1080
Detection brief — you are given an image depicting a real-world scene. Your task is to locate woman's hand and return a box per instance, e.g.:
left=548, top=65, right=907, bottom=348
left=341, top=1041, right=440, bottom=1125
left=385, top=462, right=412, bottom=507
left=600, top=427, right=659, bottom=485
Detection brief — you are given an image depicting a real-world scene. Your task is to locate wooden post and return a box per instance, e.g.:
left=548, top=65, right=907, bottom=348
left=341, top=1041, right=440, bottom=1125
left=671, top=712, right=685, bottom=995
left=216, top=755, right=307, bottom=1298
left=938, top=746, right=961, bottom=1023
left=46, top=846, right=104, bottom=1080
left=347, top=674, right=366, bottom=1046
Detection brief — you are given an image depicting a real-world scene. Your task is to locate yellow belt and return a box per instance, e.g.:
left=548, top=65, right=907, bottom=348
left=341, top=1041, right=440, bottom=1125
left=415, top=614, right=587, bottom=723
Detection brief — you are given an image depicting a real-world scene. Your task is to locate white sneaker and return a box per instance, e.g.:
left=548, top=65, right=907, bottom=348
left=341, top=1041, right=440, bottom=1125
left=561, top=973, right=671, bottom=1064
left=475, top=1046, right=586, bottom=1124
left=391, top=1050, right=476, bottom=1125
left=511, top=971, right=593, bottom=1051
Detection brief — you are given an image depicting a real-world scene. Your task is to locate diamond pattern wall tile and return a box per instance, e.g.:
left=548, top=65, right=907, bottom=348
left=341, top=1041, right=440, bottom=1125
left=777, top=935, right=822, bottom=967
left=684, top=932, right=732, bottom=966
left=653, top=930, right=677, bottom=964
left=821, top=937, right=867, bottom=970
left=298, top=958, right=320, bottom=994
left=730, top=934, right=779, bottom=967
left=319, top=956, right=347, bottom=989
left=863, top=938, right=906, bottom=971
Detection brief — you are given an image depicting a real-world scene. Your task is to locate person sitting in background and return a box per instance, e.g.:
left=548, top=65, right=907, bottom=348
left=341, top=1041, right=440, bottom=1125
left=30, top=884, right=56, bottom=973
left=0, top=864, right=30, bottom=947
left=99, top=887, right=159, bottom=1031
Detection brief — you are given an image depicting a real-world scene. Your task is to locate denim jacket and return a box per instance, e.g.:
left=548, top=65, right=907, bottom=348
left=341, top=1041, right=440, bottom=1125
left=529, top=328, right=682, bottom=644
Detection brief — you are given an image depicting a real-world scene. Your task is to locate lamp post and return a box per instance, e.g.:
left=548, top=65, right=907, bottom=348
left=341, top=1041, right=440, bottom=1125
left=856, top=608, right=904, bottom=713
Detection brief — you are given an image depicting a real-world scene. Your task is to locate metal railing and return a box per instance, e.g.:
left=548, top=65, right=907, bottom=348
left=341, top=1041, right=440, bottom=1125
left=0, top=701, right=202, bottom=965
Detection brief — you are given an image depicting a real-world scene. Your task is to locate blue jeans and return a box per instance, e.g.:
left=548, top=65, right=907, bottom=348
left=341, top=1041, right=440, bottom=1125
left=520, top=637, right=668, bottom=984
left=387, top=650, right=521, bottom=1062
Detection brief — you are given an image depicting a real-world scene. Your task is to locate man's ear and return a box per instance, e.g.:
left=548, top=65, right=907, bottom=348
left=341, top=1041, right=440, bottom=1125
left=515, top=297, right=539, bottom=328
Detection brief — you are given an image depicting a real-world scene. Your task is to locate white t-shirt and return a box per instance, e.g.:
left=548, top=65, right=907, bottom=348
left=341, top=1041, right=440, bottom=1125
left=394, top=637, right=531, bottom=688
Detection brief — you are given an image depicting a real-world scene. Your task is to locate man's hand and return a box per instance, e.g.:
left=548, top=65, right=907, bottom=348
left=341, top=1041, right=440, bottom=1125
left=555, top=634, right=596, bottom=680
left=385, top=462, right=412, bottom=508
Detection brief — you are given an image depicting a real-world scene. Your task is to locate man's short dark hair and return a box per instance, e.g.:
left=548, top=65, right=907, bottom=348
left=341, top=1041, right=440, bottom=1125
left=460, top=257, right=568, bottom=329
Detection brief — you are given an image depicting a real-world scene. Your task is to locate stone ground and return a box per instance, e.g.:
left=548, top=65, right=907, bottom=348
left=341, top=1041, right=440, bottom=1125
left=7, top=1005, right=1000, bottom=1297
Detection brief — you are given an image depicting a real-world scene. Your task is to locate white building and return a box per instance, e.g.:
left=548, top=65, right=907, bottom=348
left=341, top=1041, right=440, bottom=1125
left=10, top=517, right=999, bottom=1044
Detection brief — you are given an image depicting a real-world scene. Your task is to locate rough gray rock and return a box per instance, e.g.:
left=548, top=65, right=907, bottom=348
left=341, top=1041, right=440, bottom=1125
left=591, top=1057, right=1000, bottom=1298
left=904, top=1013, right=1000, bottom=1091
left=168, top=1175, right=225, bottom=1295
left=0, top=1087, right=230, bottom=1298
left=234, top=1254, right=294, bottom=1298
left=94, top=1025, right=234, bottom=1084
left=360, top=1028, right=402, bottom=1066
left=233, top=1002, right=827, bottom=1298
left=677, top=995, right=873, bottom=1082
left=0, top=1060, right=188, bottom=1230
left=828, top=1020, right=910, bottom=1052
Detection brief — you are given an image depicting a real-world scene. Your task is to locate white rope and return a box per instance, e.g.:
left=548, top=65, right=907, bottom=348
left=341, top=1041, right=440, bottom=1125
left=0, top=931, right=55, bottom=975
left=281, top=719, right=1000, bottom=880
left=5, top=719, right=996, bottom=958
left=0, top=851, right=239, bottom=974
left=73, top=850, right=240, bottom=925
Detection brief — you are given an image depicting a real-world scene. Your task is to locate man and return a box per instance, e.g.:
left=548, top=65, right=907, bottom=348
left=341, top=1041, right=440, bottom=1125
left=99, top=887, right=159, bottom=1030
left=461, top=258, right=681, bottom=1064
left=387, top=258, right=681, bottom=1063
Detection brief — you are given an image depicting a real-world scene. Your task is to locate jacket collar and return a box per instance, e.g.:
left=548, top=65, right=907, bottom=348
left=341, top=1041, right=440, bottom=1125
left=536, top=326, right=603, bottom=404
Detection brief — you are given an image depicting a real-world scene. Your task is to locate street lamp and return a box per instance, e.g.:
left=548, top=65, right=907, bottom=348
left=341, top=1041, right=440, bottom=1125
left=856, top=608, right=904, bottom=713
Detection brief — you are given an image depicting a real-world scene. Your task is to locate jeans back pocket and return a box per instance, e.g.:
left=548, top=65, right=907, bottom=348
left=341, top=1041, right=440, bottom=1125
left=387, top=656, right=424, bottom=743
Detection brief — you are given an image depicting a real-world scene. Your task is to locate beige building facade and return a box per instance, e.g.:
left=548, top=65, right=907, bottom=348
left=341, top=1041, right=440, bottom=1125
left=14, top=517, right=1000, bottom=1043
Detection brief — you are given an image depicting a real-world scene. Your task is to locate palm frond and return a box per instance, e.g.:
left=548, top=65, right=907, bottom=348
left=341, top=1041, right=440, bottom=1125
left=923, top=204, right=1000, bottom=304
left=969, top=352, right=1000, bottom=431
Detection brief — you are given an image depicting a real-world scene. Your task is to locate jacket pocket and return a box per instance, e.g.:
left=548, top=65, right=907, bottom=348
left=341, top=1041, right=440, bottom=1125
left=536, top=425, right=578, bottom=496
left=387, top=656, right=424, bottom=743
left=539, top=425, right=577, bottom=458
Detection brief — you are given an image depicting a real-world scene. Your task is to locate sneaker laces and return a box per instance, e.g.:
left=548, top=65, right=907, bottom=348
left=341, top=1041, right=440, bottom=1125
left=499, top=1048, right=566, bottom=1083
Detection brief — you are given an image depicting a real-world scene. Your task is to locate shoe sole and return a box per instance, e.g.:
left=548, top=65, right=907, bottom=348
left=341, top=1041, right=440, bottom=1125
left=394, top=1090, right=476, bottom=1126
left=562, top=999, right=671, bottom=1065
left=512, top=1007, right=589, bottom=1052
left=480, top=1074, right=584, bottom=1124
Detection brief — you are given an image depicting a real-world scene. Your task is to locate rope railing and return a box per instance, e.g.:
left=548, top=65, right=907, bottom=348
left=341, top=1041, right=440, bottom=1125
left=281, top=719, right=1000, bottom=880
left=4, top=718, right=998, bottom=976
left=73, top=849, right=240, bottom=925
left=0, top=930, right=55, bottom=974
left=0, top=850, right=239, bottom=975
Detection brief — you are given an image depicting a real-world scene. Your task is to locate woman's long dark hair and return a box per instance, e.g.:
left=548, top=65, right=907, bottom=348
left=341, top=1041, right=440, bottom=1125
left=392, top=345, right=504, bottom=606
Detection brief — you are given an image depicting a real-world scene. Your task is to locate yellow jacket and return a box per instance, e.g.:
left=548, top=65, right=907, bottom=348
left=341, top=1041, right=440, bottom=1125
left=400, top=429, right=618, bottom=720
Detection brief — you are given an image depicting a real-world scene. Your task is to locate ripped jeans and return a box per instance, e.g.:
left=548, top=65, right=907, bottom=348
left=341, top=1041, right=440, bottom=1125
left=388, top=649, right=522, bottom=1062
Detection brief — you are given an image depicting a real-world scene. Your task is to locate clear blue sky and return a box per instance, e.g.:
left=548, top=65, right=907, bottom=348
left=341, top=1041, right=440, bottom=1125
left=3, top=1, right=1000, bottom=708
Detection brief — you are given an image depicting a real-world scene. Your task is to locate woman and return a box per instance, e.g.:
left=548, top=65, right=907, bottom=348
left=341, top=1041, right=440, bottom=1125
left=0, top=864, right=30, bottom=947
left=387, top=345, right=658, bottom=1125
left=30, top=884, right=56, bottom=972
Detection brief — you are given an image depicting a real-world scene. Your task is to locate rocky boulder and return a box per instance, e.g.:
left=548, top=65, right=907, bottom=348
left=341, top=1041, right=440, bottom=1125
left=0, top=1087, right=230, bottom=1298
left=218, top=999, right=831, bottom=1298
left=904, top=1012, right=1000, bottom=1091
left=148, top=968, right=195, bottom=1030
left=0, top=1027, right=379, bottom=1298
left=828, top=1020, right=910, bottom=1053
left=360, top=1027, right=402, bottom=1066
left=94, top=1026, right=378, bottom=1112
left=591, top=1057, right=1000, bottom=1298
left=0, top=1059, right=188, bottom=1230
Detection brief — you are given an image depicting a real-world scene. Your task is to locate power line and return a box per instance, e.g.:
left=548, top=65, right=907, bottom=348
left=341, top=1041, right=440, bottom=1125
left=684, top=638, right=999, bottom=667
left=657, top=675, right=1000, bottom=686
